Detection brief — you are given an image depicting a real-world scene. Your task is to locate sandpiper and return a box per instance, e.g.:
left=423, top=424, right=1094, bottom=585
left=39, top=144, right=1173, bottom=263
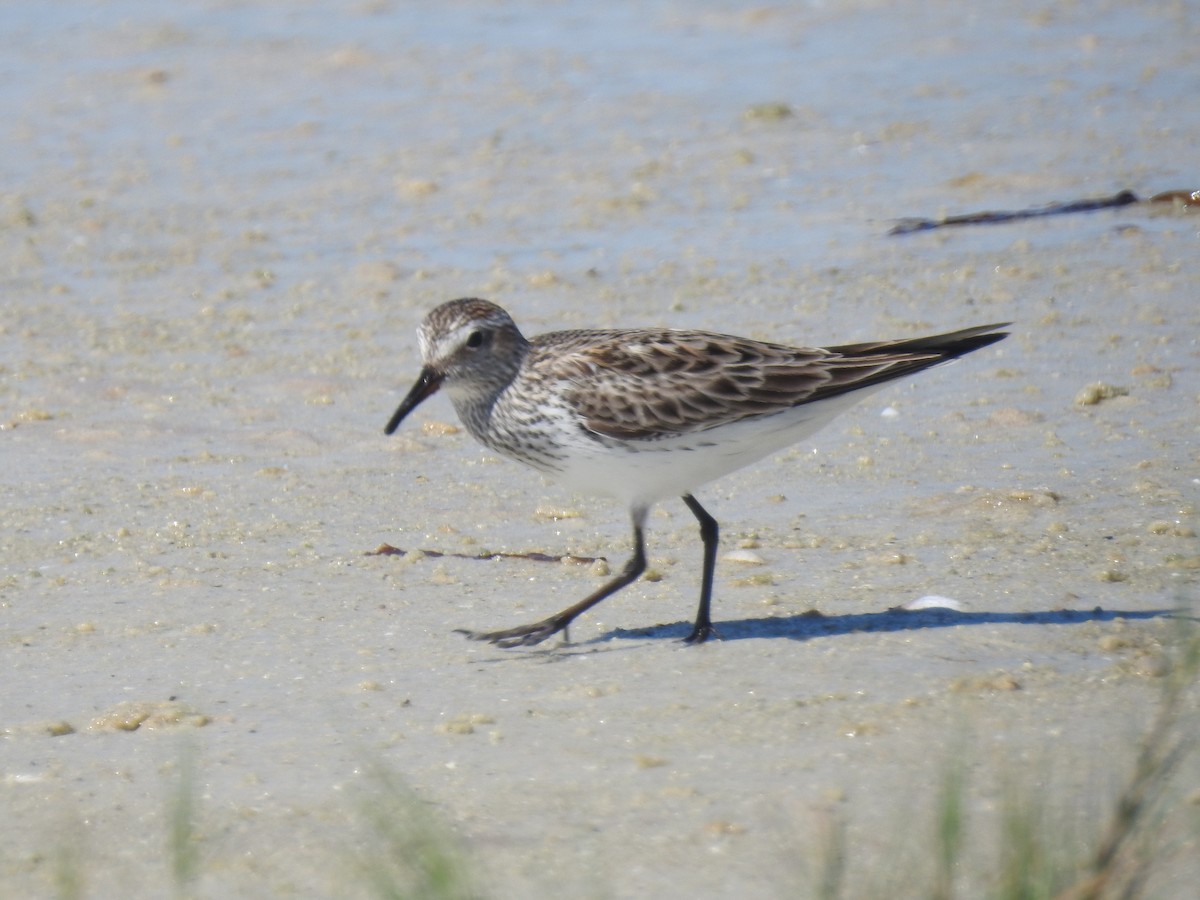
left=385, top=298, right=1008, bottom=647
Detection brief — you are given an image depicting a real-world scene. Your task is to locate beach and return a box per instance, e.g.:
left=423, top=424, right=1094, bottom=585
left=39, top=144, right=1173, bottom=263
left=2, top=1, right=1198, bottom=896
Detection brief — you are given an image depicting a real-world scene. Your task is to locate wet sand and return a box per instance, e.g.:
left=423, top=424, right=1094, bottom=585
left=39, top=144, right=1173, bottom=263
left=2, top=1, right=1198, bottom=897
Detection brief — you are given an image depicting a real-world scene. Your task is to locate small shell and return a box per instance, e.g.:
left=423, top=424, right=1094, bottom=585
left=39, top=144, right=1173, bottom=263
left=903, top=595, right=963, bottom=611
left=722, top=549, right=764, bottom=565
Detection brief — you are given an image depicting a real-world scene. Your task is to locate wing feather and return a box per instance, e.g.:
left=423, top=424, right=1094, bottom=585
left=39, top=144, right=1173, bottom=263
left=529, top=323, right=1008, bottom=441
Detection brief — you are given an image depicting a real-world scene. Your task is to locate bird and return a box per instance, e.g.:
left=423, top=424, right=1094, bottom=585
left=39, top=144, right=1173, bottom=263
left=385, top=297, right=1008, bottom=647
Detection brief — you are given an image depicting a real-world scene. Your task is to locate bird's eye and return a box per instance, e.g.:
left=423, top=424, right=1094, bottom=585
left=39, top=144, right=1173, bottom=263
left=465, top=329, right=485, bottom=349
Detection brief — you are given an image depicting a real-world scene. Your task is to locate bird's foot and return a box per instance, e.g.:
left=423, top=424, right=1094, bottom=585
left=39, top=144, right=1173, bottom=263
left=455, top=616, right=571, bottom=649
left=682, top=621, right=720, bottom=645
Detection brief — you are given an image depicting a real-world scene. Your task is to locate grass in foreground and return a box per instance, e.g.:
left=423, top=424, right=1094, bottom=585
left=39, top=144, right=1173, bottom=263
left=345, top=758, right=480, bottom=900
left=811, top=620, right=1200, bottom=899
left=166, top=738, right=201, bottom=897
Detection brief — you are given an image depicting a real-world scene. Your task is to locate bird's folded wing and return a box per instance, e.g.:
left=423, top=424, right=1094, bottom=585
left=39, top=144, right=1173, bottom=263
left=551, top=331, right=902, bottom=440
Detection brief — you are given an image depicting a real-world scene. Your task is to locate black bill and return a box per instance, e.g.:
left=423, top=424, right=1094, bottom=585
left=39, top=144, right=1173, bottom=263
left=384, top=366, right=443, bottom=435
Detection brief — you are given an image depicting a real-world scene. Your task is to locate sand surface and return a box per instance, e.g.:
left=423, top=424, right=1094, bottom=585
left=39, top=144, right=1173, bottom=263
left=2, top=1, right=1198, bottom=897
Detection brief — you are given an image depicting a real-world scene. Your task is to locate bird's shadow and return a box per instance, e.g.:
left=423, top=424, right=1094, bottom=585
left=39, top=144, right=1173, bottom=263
left=601, top=605, right=1186, bottom=644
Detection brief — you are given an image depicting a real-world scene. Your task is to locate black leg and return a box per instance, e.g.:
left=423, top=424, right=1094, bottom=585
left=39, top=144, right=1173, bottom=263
left=458, top=516, right=648, bottom=648
left=681, top=493, right=719, bottom=643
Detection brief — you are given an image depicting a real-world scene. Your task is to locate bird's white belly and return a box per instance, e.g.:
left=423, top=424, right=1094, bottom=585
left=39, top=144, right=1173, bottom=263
left=551, top=390, right=878, bottom=507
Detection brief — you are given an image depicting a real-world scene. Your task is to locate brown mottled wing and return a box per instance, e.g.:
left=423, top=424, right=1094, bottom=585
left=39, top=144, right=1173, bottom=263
left=542, top=324, right=1009, bottom=441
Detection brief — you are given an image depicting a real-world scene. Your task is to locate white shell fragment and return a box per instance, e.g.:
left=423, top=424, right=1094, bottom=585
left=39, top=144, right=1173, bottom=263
left=902, top=595, right=963, bottom=611
left=722, top=549, right=765, bottom=565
